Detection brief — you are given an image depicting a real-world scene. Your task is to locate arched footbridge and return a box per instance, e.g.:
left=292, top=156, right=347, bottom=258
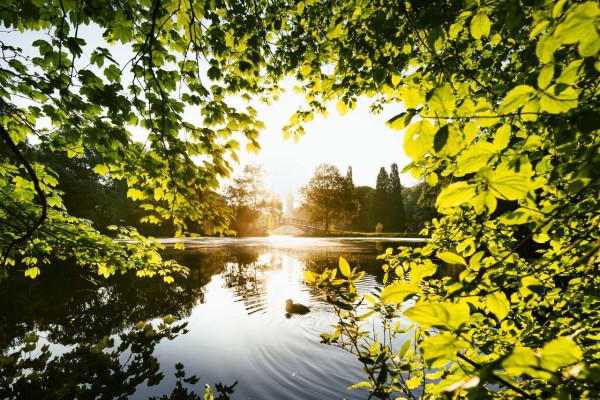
left=257, top=218, right=326, bottom=234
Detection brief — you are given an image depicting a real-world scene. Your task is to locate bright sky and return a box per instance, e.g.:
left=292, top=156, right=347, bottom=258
left=6, top=28, right=418, bottom=205
left=234, top=90, right=418, bottom=203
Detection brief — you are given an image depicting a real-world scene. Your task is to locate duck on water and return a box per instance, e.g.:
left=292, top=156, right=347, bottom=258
left=285, top=299, right=310, bottom=315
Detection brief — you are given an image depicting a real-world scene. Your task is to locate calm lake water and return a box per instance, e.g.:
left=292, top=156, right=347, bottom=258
left=0, top=236, right=425, bottom=400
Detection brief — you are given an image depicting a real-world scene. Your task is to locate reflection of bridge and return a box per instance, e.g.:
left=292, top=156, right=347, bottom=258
left=257, top=218, right=325, bottom=234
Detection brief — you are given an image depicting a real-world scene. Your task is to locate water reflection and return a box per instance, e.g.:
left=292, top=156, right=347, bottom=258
left=0, top=237, right=424, bottom=399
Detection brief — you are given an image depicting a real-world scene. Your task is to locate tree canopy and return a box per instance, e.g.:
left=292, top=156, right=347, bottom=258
left=299, top=163, right=358, bottom=231
left=2, top=0, right=600, bottom=397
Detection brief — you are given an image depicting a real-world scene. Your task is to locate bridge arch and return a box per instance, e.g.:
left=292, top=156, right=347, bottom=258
left=257, top=218, right=325, bottom=235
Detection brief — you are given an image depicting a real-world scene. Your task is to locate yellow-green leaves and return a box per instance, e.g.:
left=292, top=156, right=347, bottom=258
left=498, top=85, right=536, bottom=114
left=485, top=291, right=510, bottom=321
left=326, top=23, right=345, bottom=40
left=404, top=120, right=435, bottom=161
left=303, top=270, right=317, bottom=283
left=493, top=124, right=512, bottom=151
left=428, top=84, right=455, bottom=117
left=502, top=338, right=583, bottom=379
left=436, top=181, right=477, bottom=208
left=536, top=34, right=559, bottom=64
left=537, top=64, right=554, bottom=90
left=470, top=13, right=491, bottom=40
left=554, top=2, right=600, bottom=57
left=456, top=141, right=498, bottom=175
left=24, top=266, right=40, bottom=279
left=336, top=99, right=349, bottom=116
left=339, top=256, right=351, bottom=277
left=420, top=333, right=470, bottom=368
left=409, top=260, right=438, bottom=283
left=94, top=164, right=110, bottom=176
left=437, top=252, right=467, bottom=266
left=404, top=302, right=470, bottom=331
left=127, top=188, right=144, bottom=201
left=386, top=111, right=416, bottom=131
left=488, top=160, right=532, bottom=201
left=539, top=337, right=583, bottom=371
left=380, top=281, right=419, bottom=305
left=539, top=85, right=579, bottom=114
left=400, top=87, right=424, bottom=110
left=434, top=125, right=463, bottom=156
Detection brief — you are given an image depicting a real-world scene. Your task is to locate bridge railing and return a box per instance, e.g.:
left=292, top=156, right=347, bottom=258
left=255, top=218, right=324, bottom=232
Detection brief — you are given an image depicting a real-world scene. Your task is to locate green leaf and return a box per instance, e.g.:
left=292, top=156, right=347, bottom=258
left=493, top=124, right=511, bottom=151
left=537, top=64, right=554, bottom=90
left=104, top=64, right=121, bottom=83
left=339, top=256, right=351, bottom=278
left=433, top=125, right=448, bottom=153
left=502, top=347, right=539, bottom=376
left=539, top=85, right=579, bottom=114
left=404, top=302, right=470, bottom=330
left=24, top=267, right=40, bottom=279
left=498, top=85, right=536, bottom=114
left=540, top=338, right=583, bottom=371
left=336, top=99, right=349, bottom=116
left=386, top=111, right=415, bottom=131
left=348, top=382, right=372, bottom=390
left=536, top=34, right=559, bottom=64
left=400, top=87, right=424, bottom=109
left=557, top=60, right=583, bottom=85
left=470, top=12, right=491, bottom=39
left=303, top=270, right=317, bottom=283
left=403, top=120, right=435, bottom=161
left=437, top=252, right=467, bottom=266
left=326, top=23, right=344, bottom=40
left=420, top=333, right=470, bottom=368
left=486, top=291, right=510, bottom=321
left=112, top=22, right=133, bottom=44
left=94, top=164, right=110, bottom=176
left=555, top=2, right=600, bottom=46
left=397, top=338, right=412, bottom=360
left=519, top=276, right=544, bottom=298
left=380, top=281, right=420, bottom=305
left=488, top=161, right=532, bottom=201
left=429, top=83, right=455, bottom=116
left=456, top=141, right=497, bottom=175
left=127, top=188, right=144, bottom=201
left=409, top=261, right=437, bottom=283
left=436, top=181, right=477, bottom=208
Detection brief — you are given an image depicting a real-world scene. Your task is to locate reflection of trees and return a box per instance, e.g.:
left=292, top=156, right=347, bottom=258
left=220, top=248, right=271, bottom=314
left=0, top=253, right=237, bottom=399
left=0, top=259, right=204, bottom=352
left=0, top=320, right=236, bottom=400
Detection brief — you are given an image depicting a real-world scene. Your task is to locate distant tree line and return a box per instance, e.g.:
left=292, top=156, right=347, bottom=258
left=298, top=163, right=437, bottom=234
left=1, top=141, right=259, bottom=238
left=6, top=141, right=434, bottom=237
left=222, top=165, right=282, bottom=236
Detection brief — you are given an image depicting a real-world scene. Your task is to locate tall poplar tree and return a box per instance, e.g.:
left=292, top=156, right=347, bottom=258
left=388, top=163, right=405, bottom=231
left=369, top=167, right=390, bottom=231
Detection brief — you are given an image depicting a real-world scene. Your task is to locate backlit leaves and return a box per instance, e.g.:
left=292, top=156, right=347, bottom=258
left=429, top=84, right=455, bottom=117
left=404, top=121, right=435, bottom=161
left=456, top=142, right=498, bottom=176
left=498, top=85, right=536, bottom=114
left=404, top=302, right=470, bottom=331
left=488, top=161, right=532, bottom=201
left=436, top=182, right=477, bottom=208
left=379, top=281, right=419, bottom=305
left=485, top=292, right=510, bottom=322
left=420, top=334, right=470, bottom=368
left=470, top=13, right=491, bottom=40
